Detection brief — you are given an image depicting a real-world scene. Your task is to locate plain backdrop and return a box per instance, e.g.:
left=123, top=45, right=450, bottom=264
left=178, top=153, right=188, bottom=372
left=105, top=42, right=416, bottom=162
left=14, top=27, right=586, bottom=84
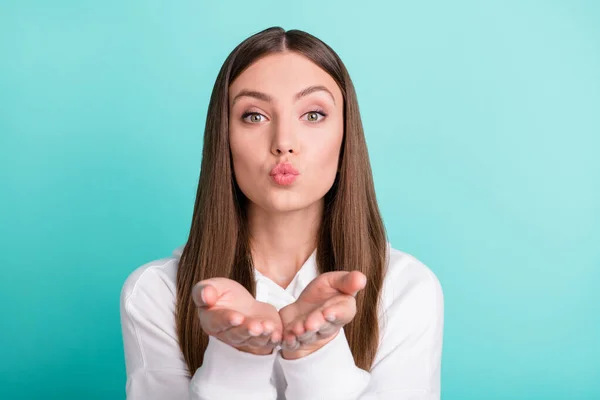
left=1, top=1, right=599, bottom=399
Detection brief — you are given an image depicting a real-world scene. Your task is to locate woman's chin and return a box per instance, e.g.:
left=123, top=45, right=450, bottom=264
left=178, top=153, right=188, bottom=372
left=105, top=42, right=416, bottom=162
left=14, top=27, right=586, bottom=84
left=247, top=196, right=316, bottom=215
left=243, top=187, right=326, bottom=215
left=265, top=200, right=308, bottom=214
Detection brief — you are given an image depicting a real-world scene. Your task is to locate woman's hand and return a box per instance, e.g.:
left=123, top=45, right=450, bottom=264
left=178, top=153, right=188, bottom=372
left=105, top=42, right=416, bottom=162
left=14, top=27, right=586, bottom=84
left=192, top=277, right=283, bottom=355
left=278, top=271, right=367, bottom=359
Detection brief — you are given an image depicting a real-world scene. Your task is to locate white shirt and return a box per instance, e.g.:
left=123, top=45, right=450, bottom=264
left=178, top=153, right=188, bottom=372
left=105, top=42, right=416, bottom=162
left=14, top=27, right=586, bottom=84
left=120, top=242, right=444, bottom=399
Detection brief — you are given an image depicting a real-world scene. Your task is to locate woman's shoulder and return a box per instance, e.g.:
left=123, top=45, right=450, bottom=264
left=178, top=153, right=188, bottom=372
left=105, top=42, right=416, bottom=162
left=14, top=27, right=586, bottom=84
left=119, top=246, right=187, bottom=377
left=381, top=242, right=444, bottom=313
left=120, top=245, right=184, bottom=312
left=372, top=243, right=444, bottom=382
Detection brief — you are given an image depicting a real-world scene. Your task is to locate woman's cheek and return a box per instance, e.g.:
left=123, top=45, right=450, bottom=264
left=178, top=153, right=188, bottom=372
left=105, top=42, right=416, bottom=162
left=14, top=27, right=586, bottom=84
left=318, top=136, right=342, bottom=171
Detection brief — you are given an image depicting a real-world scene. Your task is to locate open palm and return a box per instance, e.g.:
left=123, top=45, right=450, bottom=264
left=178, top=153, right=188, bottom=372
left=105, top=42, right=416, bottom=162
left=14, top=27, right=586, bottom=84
left=193, top=277, right=283, bottom=355
left=278, top=270, right=367, bottom=358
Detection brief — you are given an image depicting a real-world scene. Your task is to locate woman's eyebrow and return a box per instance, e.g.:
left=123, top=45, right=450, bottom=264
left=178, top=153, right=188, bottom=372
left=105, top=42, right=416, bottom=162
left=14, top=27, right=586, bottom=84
left=295, top=85, right=336, bottom=105
left=232, top=90, right=272, bottom=105
left=231, top=85, right=336, bottom=106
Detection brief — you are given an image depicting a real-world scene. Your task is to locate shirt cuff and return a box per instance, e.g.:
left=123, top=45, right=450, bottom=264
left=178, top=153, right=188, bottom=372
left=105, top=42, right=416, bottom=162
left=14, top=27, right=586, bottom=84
left=277, top=329, right=371, bottom=400
left=190, top=336, right=277, bottom=399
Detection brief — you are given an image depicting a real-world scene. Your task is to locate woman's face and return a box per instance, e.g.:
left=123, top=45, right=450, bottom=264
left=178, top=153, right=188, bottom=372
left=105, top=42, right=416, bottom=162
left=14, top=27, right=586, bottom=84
left=228, top=51, right=344, bottom=213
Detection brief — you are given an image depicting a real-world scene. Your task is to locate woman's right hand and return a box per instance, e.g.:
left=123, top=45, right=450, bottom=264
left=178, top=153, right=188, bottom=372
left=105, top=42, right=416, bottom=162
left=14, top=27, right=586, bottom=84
left=192, top=277, right=283, bottom=355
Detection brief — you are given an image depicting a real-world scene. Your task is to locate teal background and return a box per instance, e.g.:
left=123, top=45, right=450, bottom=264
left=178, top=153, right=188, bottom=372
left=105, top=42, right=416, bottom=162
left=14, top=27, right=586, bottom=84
left=1, top=0, right=599, bottom=399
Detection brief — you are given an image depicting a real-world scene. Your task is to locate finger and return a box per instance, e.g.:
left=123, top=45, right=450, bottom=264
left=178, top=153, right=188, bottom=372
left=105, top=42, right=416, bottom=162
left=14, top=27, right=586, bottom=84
left=316, top=321, right=338, bottom=337
left=192, top=283, right=218, bottom=308
left=260, top=320, right=283, bottom=343
left=269, top=321, right=283, bottom=344
left=269, top=327, right=282, bottom=344
left=328, top=271, right=367, bottom=296
left=226, top=318, right=263, bottom=344
left=289, top=319, right=306, bottom=337
left=246, top=329, right=273, bottom=348
left=261, top=319, right=275, bottom=335
left=296, top=329, right=317, bottom=345
left=296, top=319, right=317, bottom=344
left=282, top=322, right=301, bottom=349
left=304, top=308, right=327, bottom=333
left=312, top=324, right=341, bottom=346
left=295, top=309, right=326, bottom=344
left=282, top=319, right=307, bottom=349
left=223, top=326, right=251, bottom=345
left=282, top=334, right=299, bottom=352
left=199, top=308, right=244, bottom=334
left=322, top=297, right=356, bottom=326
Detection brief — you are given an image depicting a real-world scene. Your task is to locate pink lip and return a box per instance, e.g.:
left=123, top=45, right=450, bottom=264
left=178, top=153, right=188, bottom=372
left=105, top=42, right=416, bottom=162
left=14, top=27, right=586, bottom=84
left=270, top=162, right=300, bottom=176
left=270, top=162, right=299, bottom=186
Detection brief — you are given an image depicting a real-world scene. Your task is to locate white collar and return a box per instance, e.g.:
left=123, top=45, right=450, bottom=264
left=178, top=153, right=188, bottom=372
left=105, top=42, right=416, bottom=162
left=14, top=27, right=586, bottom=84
left=172, top=244, right=318, bottom=309
left=254, top=247, right=318, bottom=310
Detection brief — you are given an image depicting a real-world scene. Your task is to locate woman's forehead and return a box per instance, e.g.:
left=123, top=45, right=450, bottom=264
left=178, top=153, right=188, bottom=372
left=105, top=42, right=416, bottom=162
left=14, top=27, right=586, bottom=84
left=228, top=52, right=342, bottom=105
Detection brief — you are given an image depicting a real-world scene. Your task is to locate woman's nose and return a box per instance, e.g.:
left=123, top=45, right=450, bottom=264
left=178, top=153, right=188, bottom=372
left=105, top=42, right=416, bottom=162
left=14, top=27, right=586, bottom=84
left=273, top=146, right=295, bottom=155
left=271, top=119, right=298, bottom=155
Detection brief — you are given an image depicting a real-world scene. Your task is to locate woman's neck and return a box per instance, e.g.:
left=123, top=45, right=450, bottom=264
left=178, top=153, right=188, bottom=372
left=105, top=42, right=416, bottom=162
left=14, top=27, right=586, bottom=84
left=247, top=201, right=322, bottom=288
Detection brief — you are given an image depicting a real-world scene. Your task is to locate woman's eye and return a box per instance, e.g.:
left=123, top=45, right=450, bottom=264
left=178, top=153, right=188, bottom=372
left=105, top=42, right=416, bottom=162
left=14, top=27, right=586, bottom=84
left=302, top=110, right=327, bottom=123
left=242, top=112, right=266, bottom=123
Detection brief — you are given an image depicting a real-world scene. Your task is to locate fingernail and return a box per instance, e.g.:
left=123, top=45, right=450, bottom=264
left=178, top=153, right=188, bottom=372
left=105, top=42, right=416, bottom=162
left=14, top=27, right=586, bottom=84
left=192, top=284, right=206, bottom=305
left=325, top=314, right=336, bottom=322
left=262, top=328, right=274, bottom=336
left=297, top=331, right=314, bottom=342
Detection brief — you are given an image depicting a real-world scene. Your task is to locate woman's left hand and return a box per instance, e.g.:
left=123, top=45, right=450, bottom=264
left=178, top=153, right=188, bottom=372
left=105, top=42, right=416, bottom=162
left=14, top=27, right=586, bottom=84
left=278, top=270, right=367, bottom=359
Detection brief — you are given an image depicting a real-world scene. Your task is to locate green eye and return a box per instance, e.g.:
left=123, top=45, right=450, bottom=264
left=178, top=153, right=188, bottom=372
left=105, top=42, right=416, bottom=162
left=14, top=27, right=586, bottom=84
left=242, top=112, right=266, bottom=123
left=304, top=110, right=326, bottom=123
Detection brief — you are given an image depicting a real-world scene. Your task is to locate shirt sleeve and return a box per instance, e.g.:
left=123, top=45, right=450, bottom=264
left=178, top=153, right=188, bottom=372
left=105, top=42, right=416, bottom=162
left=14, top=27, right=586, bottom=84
left=276, top=257, right=444, bottom=400
left=120, top=264, right=279, bottom=400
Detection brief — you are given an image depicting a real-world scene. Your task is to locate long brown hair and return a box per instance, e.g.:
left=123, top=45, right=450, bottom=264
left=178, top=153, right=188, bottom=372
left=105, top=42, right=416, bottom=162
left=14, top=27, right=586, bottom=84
left=176, top=26, right=388, bottom=374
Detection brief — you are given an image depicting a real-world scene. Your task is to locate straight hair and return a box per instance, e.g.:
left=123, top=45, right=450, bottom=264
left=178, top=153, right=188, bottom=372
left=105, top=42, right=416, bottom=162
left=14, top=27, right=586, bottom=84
left=176, top=26, right=388, bottom=374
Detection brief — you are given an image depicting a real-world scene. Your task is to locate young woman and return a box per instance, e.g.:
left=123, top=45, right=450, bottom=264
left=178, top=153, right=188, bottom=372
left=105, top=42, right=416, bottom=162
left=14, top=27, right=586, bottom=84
left=120, top=26, right=444, bottom=400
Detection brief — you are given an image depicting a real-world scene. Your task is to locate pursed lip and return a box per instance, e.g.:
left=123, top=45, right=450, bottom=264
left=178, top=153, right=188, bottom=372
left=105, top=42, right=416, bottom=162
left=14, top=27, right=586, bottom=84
left=269, top=162, right=300, bottom=176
